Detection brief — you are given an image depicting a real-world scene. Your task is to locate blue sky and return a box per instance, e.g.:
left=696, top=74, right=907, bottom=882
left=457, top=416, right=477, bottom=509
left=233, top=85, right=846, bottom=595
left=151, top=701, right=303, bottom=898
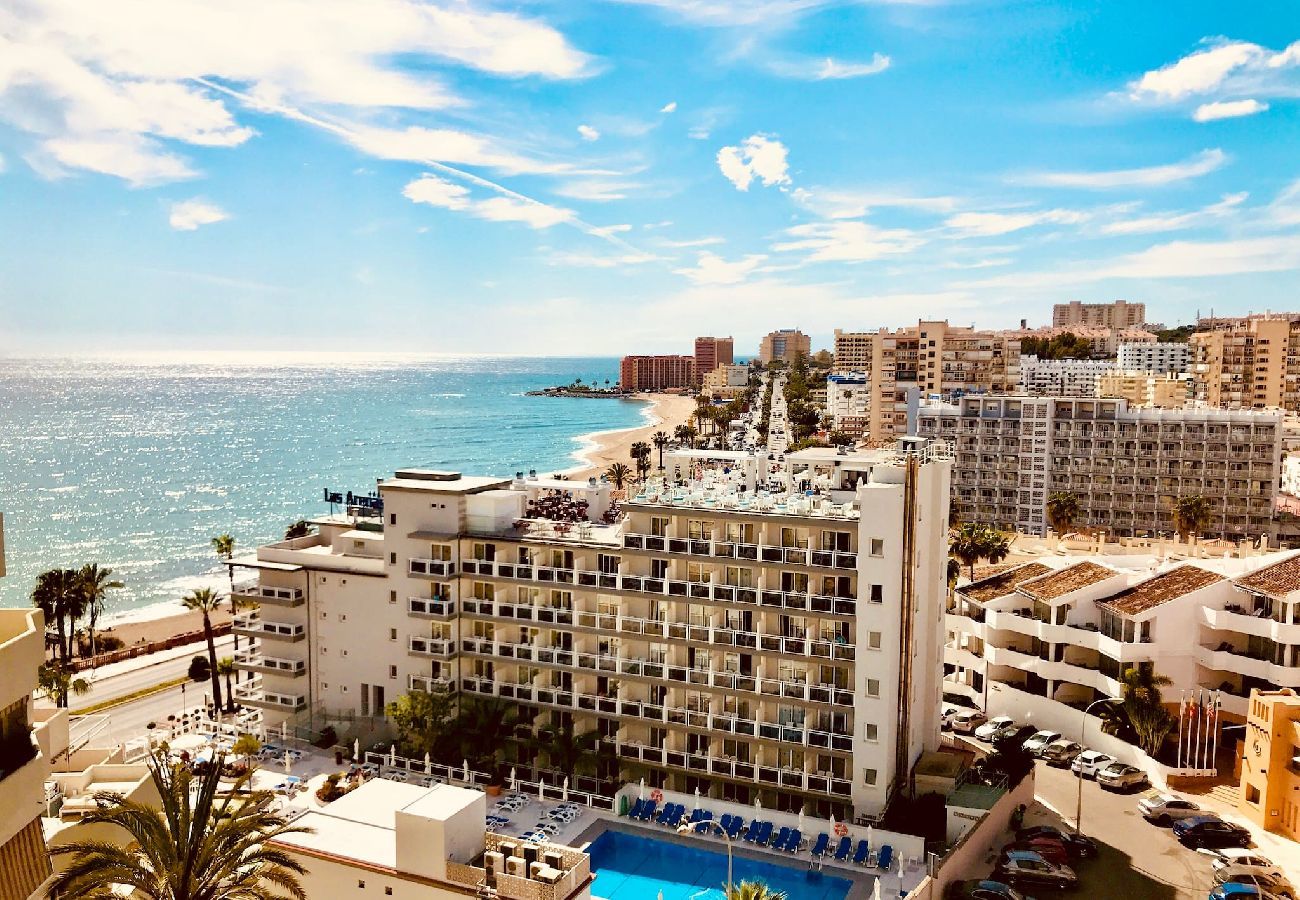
left=1, top=0, right=1298, bottom=355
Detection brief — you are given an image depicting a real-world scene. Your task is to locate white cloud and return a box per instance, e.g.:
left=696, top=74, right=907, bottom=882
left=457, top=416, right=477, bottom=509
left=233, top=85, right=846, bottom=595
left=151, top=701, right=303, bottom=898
left=590, top=223, right=632, bottom=237
left=1130, top=41, right=1268, bottom=100
left=816, top=54, right=892, bottom=79
left=402, top=174, right=573, bottom=229
left=674, top=251, right=767, bottom=285
left=552, top=179, right=644, bottom=202
left=1100, top=192, right=1246, bottom=235
left=1266, top=179, right=1300, bottom=227
left=347, top=125, right=576, bottom=175
left=772, top=221, right=924, bottom=263
left=1015, top=149, right=1227, bottom=190
left=42, top=134, right=198, bottom=186
left=716, top=134, right=790, bottom=191
left=945, top=208, right=1086, bottom=237
left=793, top=187, right=958, bottom=219
left=544, top=249, right=663, bottom=268
left=1192, top=99, right=1268, bottom=122
left=657, top=236, right=725, bottom=248
left=577, top=124, right=600, bottom=141
left=168, top=198, right=228, bottom=230
left=660, top=101, right=677, bottom=113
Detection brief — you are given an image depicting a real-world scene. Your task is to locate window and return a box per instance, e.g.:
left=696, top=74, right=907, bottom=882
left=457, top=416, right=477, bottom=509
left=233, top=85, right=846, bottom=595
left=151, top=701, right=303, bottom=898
left=867, top=631, right=882, bottom=650
left=389, top=590, right=397, bottom=604
left=358, top=881, right=365, bottom=889
left=863, top=723, right=878, bottom=742
left=1245, top=785, right=1261, bottom=804
left=863, top=768, right=878, bottom=786
left=389, top=628, right=397, bottom=641
left=340, top=613, right=348, bottom=622
left=869, top=584, right=883, bottom=603
left=385, top=889, right=393, bottom=897
left=389, top=552, right=396, bottom=564
left=869, top=539, right=885, bottom=557
left=390, top=513, right=396, bottom=525
left=389, top=665, right=398, bottom=679
left=865, top=679, right=880, bottom=697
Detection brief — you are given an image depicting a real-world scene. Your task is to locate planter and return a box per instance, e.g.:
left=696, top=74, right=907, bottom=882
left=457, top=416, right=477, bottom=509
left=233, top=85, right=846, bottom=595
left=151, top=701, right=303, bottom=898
left=485, top=784, right=503, bottom=797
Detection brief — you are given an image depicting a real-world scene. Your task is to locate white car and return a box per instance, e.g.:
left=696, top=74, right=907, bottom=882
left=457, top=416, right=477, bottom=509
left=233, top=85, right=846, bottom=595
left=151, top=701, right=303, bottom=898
left=1070, top=750, right=1115, bottom=778
left=1211, top=849, right=1281, bottom=879
left=950, top=710, right=988, bottom=735
left=1095, top=762, right=1148, bottom=790
left=1021, top=730, right=1062, bottom=756
left=1138, top=793, right=1202, bottom=824
left=974, top=716, right=1015, bottom=742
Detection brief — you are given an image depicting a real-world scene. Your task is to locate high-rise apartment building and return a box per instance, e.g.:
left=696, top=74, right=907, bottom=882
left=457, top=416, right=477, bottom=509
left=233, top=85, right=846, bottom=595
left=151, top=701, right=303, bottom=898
left=231, top=444, right=954, bottom=822
left=694, top=336, right=734, bottom=376
left=758, top=329, right=811, bottom=365
left=1117, top=341, right=1189, bottom=375
left=701, top=364, right=750, bottom=399
left=1018, top=357, right=1113, bottom=397
left=619, top=355, right=697, bottom=391
left=831, top=322, right=1021, bottom=443
left=1189, top=314, right=1300, bottom=412
left=1052, top=300, right=1146, bottom=329
left=915, top=395, right=1280, bottom=538
left=1097, top=371, right=1190, bottom=409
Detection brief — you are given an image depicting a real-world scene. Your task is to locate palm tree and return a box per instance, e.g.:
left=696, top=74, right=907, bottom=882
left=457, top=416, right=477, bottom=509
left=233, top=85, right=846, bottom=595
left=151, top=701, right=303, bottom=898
left=726, top=881, right=788, bottom=900
left=651, top=430, right=670, bottom=469
left=673, top=423, right=692, bottom=447
left=182, top=587, right=225, bottom=714
left=531, top=724, right=600, bottom=776
left=949, top=524, right=1011, bottom=581
left=211, top=533, right=235, bottom=560
left=284, top=520, right=311, bottom=539
left=1119, top=667, right=1175, bottom=756
left=629, top=441, right=652, bottom=481
left=232, top=733, right=262, bottom=773
left=1045, top=492, right=1080, bottom=536
left=49, top=750, right=311, bottom=900
left=1172, top=495, right=1212, bottom=541
left=32, top=568, right=84, bottom=662
left=77, top=563, right=123, bottom=662
left=456, top=697, right=522, bottom=774
left=605, top=462, right=632, bottom=490
left=217, top=656, right=237, bottom=713
left=38, top=662, right=89, bottom=709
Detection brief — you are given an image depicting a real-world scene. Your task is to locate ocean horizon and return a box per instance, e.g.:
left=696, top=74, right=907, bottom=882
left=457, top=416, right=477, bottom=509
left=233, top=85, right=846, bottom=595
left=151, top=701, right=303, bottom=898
left=0, top=354, right=647, bottom=621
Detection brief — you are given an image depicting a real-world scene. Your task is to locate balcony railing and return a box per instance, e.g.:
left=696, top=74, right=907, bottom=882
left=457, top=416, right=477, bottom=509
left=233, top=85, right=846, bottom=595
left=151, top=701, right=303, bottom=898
left=608, top=738, right=853, bottom=794
left=409, top=635, right=455, bottom=658
left=620, top=534, right=857, bottom=570
left=407, top=596, right=456, bottom=619
left=230, top=580, right=304, bottom=607
left=231, top=612, right=305, bottom=642
left=232, top=650, right=306, bottom=677
left=232, top=676, right=306, bottom=711
left=408, top=558, right=456, bottom=578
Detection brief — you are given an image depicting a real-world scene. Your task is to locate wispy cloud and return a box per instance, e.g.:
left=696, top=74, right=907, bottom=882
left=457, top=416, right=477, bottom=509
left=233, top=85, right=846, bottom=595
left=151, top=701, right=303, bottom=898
left=792, top=187, right=959, bottom=219
left=946, top=208, right=1086, bottom=236
left=1192, top=99, right=1268, bottom=122
left=402, top=174, right=574, bottom=229
left=1127, top=37, right=1300, bottom=120
left=1014, top=148, right=1227, bottom=189
left=657, top=236, right=726, bottom=248
left=773, top=221, right=924, bottom=262
left=674, top=251, right=768, bottom=285
left=717, top=134, right=790, bottom=191
left=768, top=53, right=892, bottom=80
left=660, top=101, right=677, bottom=113
left=168, top=198, right=228, bottom=231
left=1100, top=192, right=1246, bottom=235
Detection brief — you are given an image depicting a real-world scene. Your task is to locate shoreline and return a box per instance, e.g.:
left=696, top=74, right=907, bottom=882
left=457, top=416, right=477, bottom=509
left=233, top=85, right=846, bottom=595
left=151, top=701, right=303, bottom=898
left=561, top=393, right=697, bottom=481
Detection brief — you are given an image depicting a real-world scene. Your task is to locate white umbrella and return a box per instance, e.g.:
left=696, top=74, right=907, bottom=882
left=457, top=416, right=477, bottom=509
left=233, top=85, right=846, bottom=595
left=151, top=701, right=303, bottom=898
left=388, top=747, right=396, bottom=768
left=562, top=777, right=569, bottom=802
left=798, top=810, right=806, bottom=833
left=353, top=738, right=360, bottom=761
left=463, top=759, right=470, bottom=782
left=866, top=824, right=873, bottom=850
left=694, top=786, right=701, bottom=808
left=424, top=751, right=432, bottom=774
left=283, top=751, right=292, bottom=775
left=638, top=778, right=646, bottom=801
left=280, top=721, right=288, bottom=741
left=753, top=797, right=761, bottom=812
left=510, top=767, right=517, bottom=791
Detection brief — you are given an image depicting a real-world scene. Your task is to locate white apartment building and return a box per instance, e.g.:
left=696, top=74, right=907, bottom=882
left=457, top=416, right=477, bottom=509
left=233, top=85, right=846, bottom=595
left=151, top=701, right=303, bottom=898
left=945, top=550, right=1300, bottom=732
left=1018, top=356, right=1113, bottom=398
left=231, top=444, right=954, bottom=823
left=914, top=395, right=1280, bottom=538
left=1117, top=341, right=1190, bottom=375
left=826, top=374, right=872, bottom=438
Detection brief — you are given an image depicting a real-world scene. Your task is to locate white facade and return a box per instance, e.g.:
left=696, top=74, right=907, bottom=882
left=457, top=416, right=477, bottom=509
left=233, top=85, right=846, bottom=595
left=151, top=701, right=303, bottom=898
left=945, top=550, right=1300, bottom=727
left=826, top=374, right=871, bottom=437
left=234, top=446, right=953, bottom=823
left=1018, top=356, right=1113, bottom=398
left=915, top=394, right=1281, bottom=538
left=1117, top=342, right=1190, bottom=375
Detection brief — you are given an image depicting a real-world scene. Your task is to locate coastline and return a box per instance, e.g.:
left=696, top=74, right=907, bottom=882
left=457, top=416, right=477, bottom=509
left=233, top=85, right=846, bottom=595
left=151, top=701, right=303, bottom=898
left=562, top=393, right=697, bottom=481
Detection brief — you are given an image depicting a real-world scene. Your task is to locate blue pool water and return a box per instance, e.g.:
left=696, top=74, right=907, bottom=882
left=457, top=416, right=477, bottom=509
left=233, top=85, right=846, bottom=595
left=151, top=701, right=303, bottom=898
left=588, top=830, right=853, bottom=900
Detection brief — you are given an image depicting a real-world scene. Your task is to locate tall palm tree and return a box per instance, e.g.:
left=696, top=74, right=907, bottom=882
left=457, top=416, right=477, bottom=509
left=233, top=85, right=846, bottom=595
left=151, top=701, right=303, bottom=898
left=629, top=441, right=652, bottom=481
left=726, top=881, right=788, bottom=900
left=182, top=587, right=225, bottom=714
left=530, top=724, right=600, bottom=776
left=605, top=462, right=632, bottom=490
left=38, top=662, right=90, bottom=709
left=217, top=656, right=237, bottom=713
left=32, top=568, right=84, bottom=662
left=1172, top=495, right=1213, bottom=541
left=211, top=533, right=235, bottom=560
left=457, top=697, right=522, bottom=774
left=949, top=524, right=1011, bottom=581
left=1046, top=492, right=1080, bottom=536
left=77, top=563, right=123, bottom=662
left=651, top=430, right=670, bottom=469
left=49, top=750, right=311, bottom=900
left=1119, top=667, right=1175, bottom=756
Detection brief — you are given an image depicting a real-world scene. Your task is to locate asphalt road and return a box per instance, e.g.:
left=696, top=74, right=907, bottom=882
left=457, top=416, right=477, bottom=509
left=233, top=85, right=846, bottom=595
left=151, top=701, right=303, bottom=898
left=75, top=634, right=235, bottom=707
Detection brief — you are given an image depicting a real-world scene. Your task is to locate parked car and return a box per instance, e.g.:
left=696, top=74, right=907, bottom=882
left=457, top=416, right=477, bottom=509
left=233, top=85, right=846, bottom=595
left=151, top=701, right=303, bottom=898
left=945, top=880, right=1034, bottom=900
left=1138, top=793, right=1203, bottom=825
left=1214, top=871, right=1295, bottom=900
left=1015, top=826, right=1098, bottom=860
left=1022, top=731, right=1063, bottom=756
left=1096, top=762, right=1148, bottom=791
left=974, top=716, right=1016, bottom=742
left=1002, top=838, right=1070, bottom=866
left=994, top=725, right=1040, bottom=752
left=942, top=704, right=964, bottom=729
left=1173, top=816, right=1251, bottom=850
left=951, top=710, right=989, bottom=735
left=1070, top=750, right=1115, bottom=779
left=992, top=850, right=1077, bottom=892
left=1040, top=740, right=1082, bottom=767
left=1211, top=884, right=1282, bottom=900
left=1211, top=850, right=1282, bottom=879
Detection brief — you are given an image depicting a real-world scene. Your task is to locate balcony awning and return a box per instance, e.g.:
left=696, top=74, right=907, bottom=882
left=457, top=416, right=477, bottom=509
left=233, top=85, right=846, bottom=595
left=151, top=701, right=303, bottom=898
left=226, top=557, right=303, bottom=572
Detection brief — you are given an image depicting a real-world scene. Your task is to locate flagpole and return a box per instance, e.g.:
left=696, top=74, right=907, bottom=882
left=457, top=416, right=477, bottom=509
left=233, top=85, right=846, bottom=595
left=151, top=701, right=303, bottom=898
left=1177, top=691, right=1185, bottom=769
left=1192, top=690, right=1202, bottom=771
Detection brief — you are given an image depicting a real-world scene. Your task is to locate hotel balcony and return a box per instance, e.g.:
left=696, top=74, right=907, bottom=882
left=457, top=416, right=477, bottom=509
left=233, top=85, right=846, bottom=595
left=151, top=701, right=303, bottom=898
left=409, top=674, right=456, bottom=694
left=619, top=534, right=857, bottom=571
left=408, top=635, right=455, bottom=659
left=232, top=676, right=306, bottom=712
left=986, top=645, right=1120, bottom=695
left=231, top=611, right=305, bottom=643
left=607, top=738, right=853, bottom=797
left=1202, top=606, right=1300, bottom=644
left=230, top=580, right=304, bottom=607
left=233, top=649, right=306, bottom=678
left=407, top=596, right=456, bottom=619
left=1195, top=645, right=1300, bottom=688
left=408, top=558, right=456, bottom=579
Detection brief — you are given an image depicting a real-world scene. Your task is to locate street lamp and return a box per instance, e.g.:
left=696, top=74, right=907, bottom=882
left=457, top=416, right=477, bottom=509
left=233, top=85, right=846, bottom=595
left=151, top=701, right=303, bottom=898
left=678, top=820, right=732, bottom=896
left=1075, top=697, right=1111, bottom=836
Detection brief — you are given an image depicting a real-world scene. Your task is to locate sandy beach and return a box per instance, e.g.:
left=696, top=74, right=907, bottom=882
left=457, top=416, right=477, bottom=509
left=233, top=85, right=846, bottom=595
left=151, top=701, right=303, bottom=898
left=565, top=393, right=698, bottom=481
left=90, top=606, right=234, bottom=652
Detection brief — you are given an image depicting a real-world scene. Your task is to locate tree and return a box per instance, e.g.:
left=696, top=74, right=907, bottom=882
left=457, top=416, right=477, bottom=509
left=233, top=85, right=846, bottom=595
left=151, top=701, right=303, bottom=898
left=386, top=688, right=456, bottom=759
left=456, top=697, right=522, bottom=773
left=1020, top=332, right=1093, bottom=360
left=1046, top=492, right=1081, bottom=536
left=38, top=663, right=89, bottom=709
left=211, top=533, right=235, bottom=560
left=49, top=750, right=311, bottom=900
left=1173, top=495, right=1212, bottom=541
left=629, top=441, right=652, bottom=481
left=651, top=430, right=670, bottom=469
left=726, top=881, right=788, bottom=900
left=32, top=568, right=84, bottom=662
left=604, top=462, right=632, bottom=491
left=181, top=588, right=225, bottom=714
left=827, top=430, right=854, bottom=448
left=76, top=563, right=123, bottom=662
left=284, top=520, right=311, bottom=540
left=1119, top=667, right=1175, bottom=757
left=949, top=523, right=1012, bottom=580
left=232, top=733, right=262, bottom=772
left=217, top=657, right=237, bottom=713
left=188, top=655, right=212, bottom=683
left=530, top=724, right=599, bottom=776
left=673, top=423, right=694, bottom=448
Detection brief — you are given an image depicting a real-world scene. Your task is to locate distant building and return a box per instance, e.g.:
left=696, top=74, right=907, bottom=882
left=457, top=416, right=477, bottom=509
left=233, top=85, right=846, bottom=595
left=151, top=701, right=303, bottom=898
left=1117, top=341, right=1189, bottom=374
left=1240, top=688, right=1300, bottom=841
left=1097, top=371, right=1191, bottom=409
left=701, top=363, right=749, bottom=399
left=1190, top=314, right=1300, bottom=411
left=694, top=336, right=734, bottom=375
left=1019, top=356, right=1113, bottom=397
left=758, top=329, right=811, bottom=365
left=916, top=394, right=1280, bottom=538
left=1052, top=300, right=1146, bottom=329
left=619, top=355, right=697, bottom=391
left=1012, top=325, right=1157, bottom=358
left=826, top=374, right=871, bottom=438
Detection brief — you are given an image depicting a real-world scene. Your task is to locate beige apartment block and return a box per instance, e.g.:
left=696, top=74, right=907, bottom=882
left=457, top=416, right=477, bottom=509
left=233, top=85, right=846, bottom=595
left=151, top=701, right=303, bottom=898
left=1052, top=300, right=1146, bottom=328
left=831, top=322, right=1021, bottom=444
left=758, top=329, right=811, bottom=365
left=1097, top=371, right=1191, bottom=409
left=0, top=604, right=52, bottom=900
left=701, top=364, right=750, bottom=399
left=231, top=444, right=953, bottom=824
left=1190, top=314, right=1300, bottom=412
left=916, top=395, right=1280, bottom=538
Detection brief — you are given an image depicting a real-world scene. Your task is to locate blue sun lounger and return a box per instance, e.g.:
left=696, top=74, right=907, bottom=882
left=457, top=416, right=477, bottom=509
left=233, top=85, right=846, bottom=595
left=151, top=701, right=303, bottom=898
left=852, top=840, right=871, bottom=865
left=833, top=836, right=852, bottom=861
left=725, top=816, right=744, bottom=840
left=809, top=833, right=830, bottom=857
left=628, top=799, right=645, bottom=819
left=638, top=800, right=658, bottom=822
left=876, top=845, right=894, bottom=870
left=771, top=826, right=791, bottom=850
left=694, top=810, right=714, bottom=834
left=784, top=829, right=802, bottom=853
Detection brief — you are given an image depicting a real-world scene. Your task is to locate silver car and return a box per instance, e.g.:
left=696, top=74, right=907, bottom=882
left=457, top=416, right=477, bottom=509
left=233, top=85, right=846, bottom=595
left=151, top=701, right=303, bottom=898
left=1096, top=762, right=1148, bottom=791
left=1021, top=730, right=1062, bottom=756
left=1138, top=792, right=1202, bottom=825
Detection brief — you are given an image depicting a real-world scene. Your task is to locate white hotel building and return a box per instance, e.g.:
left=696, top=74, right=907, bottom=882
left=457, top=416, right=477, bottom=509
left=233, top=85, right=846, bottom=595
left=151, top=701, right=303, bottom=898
left=945, top=550, right=1300, bottom=730
left=1017, top=356, right=1113, bottom=398
left=230, top=445, right=952, bottom=824
left=1117, top=341, right=1191, bottom=375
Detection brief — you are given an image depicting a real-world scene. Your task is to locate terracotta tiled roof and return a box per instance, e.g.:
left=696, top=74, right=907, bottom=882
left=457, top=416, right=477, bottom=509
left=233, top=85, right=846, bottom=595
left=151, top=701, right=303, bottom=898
left=1234, top=553, right=1300, bottom=599
left=1017, top=561, right=1117, bottom=601
left=961, top=563, right=1053, bottom=604
left=1097, top=565, right=1224, bottom=617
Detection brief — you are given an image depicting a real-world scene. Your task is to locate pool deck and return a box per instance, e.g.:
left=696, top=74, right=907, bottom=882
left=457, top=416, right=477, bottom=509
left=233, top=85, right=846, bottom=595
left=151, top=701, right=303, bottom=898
left=573, top=818, right=884, bottom=900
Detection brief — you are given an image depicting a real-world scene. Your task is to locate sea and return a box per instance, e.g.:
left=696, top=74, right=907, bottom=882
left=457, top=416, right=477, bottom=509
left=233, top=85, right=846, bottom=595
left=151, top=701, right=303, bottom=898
left=0, top=354, right=647, bottom=621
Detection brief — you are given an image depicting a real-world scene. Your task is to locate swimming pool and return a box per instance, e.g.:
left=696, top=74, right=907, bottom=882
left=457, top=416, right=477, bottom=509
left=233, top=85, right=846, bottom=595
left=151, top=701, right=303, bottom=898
left=587, top=829, right=853, bottom=900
